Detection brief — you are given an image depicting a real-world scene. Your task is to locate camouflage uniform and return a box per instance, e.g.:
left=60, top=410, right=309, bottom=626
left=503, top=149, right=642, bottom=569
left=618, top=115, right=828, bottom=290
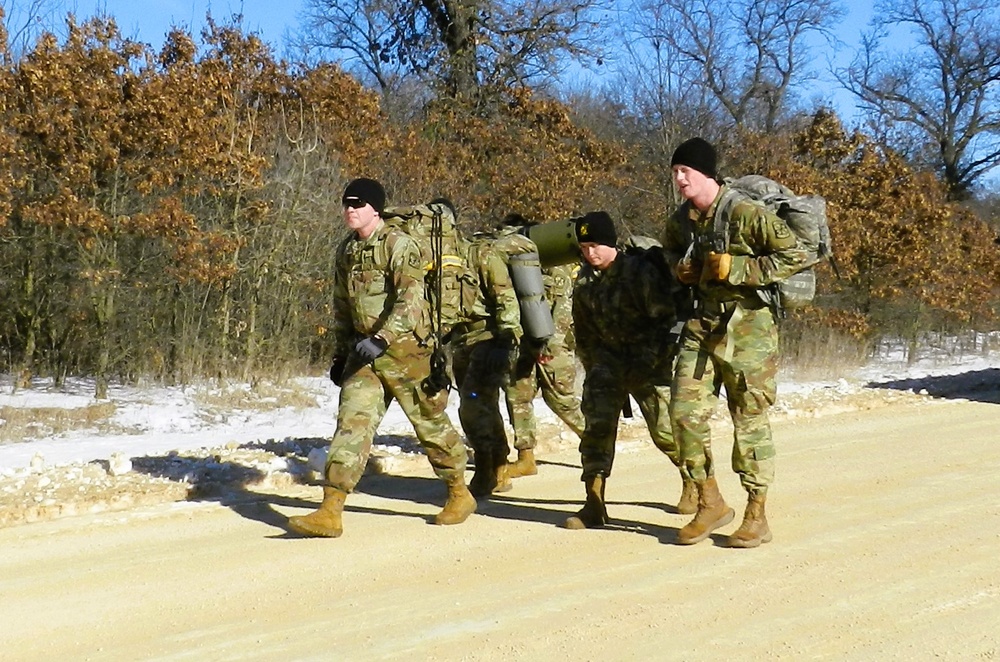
left=663, top=187, right=808, bottom=495
left=505, top=262, right=585, bottom=452
left=450, top=237, right=523, bottom=469
left=572, top=250, right=679, bottom=479
left=327, top=220, right=468, bottom=491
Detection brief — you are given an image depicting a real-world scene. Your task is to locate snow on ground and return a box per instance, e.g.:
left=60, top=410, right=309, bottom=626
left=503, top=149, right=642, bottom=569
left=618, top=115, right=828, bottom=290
left=1, top=336, right=998, bottom=528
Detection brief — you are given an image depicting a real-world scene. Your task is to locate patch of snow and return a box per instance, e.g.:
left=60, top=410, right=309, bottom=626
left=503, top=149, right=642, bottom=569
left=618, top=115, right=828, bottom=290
left=3, top=340, right=1000, bottom=473
left=1, top=338, right=998, bottom=528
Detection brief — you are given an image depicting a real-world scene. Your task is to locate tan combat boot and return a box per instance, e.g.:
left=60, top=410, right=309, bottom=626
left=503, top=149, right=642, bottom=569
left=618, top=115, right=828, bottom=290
left=493, top=453, right=513, bottom=493
left=506, top=449, right=538, bottom=478
left=288, top=486, right=347, bottom=538
left=677, top=477, right=735, bottom=545
left=434, top=475, right=477, bottom=525
left=676, top=478, right=698, bottom=515
left=564, top=475, right=609, bottom=529
left=727, top=492, right=772, bottom=548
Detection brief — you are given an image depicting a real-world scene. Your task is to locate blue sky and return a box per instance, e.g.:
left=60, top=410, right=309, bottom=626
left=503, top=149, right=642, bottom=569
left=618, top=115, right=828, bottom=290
left=64, top=0, right=876, bottom=62
left=52, top=0, right=879, bottom=119
left=68, top=0, right=302, bottom=47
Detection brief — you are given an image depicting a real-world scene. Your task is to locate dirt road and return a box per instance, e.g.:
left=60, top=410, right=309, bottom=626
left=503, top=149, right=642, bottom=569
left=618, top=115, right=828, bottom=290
left=1, top=392, right=998, bottom=661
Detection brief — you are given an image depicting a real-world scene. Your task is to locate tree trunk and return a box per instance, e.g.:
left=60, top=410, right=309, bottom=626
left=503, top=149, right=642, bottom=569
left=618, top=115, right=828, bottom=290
left=425, top=0, right=480, bottom=99
left=94, top=286, right=115, bottom=400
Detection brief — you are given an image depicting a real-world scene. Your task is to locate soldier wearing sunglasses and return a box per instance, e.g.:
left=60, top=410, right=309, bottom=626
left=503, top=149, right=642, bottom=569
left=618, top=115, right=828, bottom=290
left=288, top=178, right=476, bottom=538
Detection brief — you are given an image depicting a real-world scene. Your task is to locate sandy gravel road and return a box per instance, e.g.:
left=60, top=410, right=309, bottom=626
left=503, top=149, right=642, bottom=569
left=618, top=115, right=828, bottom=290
left=1, top=392, right=998, bottom=661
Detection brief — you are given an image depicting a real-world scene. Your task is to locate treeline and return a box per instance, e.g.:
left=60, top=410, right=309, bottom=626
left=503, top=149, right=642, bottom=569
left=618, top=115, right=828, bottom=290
left=0, top=18, right=997, bottom=395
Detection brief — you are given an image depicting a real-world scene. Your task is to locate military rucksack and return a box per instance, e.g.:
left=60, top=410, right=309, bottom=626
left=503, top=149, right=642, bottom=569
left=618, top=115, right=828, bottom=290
left=714, top=175, right=835, bottom=311
left=622, top=234, right=692, bottom=327
left=475, top=227, right=556, bottom=341
left=622, top=234, right=671, bottom=278
left=381, top=202, right=469, bottom=340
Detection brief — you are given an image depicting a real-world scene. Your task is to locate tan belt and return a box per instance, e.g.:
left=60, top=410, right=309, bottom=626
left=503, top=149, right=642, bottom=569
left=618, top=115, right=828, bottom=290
left=701, top=298, right=764, bottom=316
left=700, top=299, right=761, bottom=363
left=456, top=319, right=488, bottom=333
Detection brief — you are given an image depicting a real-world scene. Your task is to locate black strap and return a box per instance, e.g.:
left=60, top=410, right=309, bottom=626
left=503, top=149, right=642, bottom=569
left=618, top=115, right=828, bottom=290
left=430, top=207, right=444, bottom=344
left=692, top=346, right=710, bottom=381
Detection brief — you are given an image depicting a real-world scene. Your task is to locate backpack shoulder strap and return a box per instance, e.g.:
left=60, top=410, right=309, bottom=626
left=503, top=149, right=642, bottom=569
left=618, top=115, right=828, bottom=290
left=380, top=224, right=411, bottom=264
left=672, top=201, right=695, bottom=248
left=713, top=185, right=749, bottom=251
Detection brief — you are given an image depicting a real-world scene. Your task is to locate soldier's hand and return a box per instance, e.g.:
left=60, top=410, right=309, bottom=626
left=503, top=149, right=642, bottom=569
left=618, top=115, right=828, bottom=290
left=534, top=341, right=554, bottom=366
left=354, top=335, right=389, bottom=363
left=675, top=259, right=700, bottom=285
left=524, top=337, right=551, bottom=363
left=706, top=252, right=732, bottom=281
left=485, top=340, right=514, bottom=375
left=329, top=355, right=347, bottom=386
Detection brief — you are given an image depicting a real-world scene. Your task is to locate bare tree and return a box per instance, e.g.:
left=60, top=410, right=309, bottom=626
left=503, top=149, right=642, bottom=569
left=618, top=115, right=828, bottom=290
left=0, top=0, right=63, bottom=56
left=630, top=0, right=843, bottom=132
left=293, top=0, right=407, bottom=92
left=615, top=0, right=723, bottom=144
left=295, top=0, right=606, bottom=100
left=839, top=0, right=1000, bottom=199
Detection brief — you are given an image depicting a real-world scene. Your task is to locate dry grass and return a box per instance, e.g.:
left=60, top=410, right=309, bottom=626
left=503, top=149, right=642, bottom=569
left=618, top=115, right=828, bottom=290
left=780, top=328, right=869, bottom=382
left=0, top=402, right=120, bottom=444
left=191, top=381, right=321, bottom=413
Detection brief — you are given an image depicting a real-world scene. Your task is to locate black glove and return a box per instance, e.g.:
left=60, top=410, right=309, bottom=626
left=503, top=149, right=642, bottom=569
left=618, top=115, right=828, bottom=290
left=354, top=335, right=389, bottom=363
left=484, top=340, right=514, bottom=374
left=523, top=337, right=546, bottom=358
left=329, top=356, right=347, bottom=386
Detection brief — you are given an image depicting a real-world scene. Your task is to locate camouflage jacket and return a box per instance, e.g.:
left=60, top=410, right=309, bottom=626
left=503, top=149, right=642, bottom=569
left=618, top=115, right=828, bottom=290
left=573, top=252, right=676, bottom=369
left=451, top=236, right=522, bottom=346
left=331, top=220, right=430, bottom=356
left=662, top=184, right=809, bottom=312
left=543, top=262, right=578, bottom=352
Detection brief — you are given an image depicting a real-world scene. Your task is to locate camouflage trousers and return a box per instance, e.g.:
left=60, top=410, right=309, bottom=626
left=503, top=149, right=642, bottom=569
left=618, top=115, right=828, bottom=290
left=325, top=335, right=468, bottom=491
left=670, top=305, right=779, bottom=495
left=452, top=337, right=510, bottom=461
left=578, top=352, right=679, bottom=480
left=504, top=340, right=585, bottom=453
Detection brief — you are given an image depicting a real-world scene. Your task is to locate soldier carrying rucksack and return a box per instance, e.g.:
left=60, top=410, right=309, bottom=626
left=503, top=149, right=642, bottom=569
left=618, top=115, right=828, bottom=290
left=663, top=138, right=810, bottom=549
left=565, top=212, right=692, bottom=530
left=448, top=221, right=526, bottom=497
left=288, top=178, right=476, bottom=538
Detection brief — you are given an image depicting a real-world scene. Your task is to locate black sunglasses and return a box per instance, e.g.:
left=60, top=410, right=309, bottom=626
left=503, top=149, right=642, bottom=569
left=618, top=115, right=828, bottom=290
left=343, top=198, right=368, bottom=209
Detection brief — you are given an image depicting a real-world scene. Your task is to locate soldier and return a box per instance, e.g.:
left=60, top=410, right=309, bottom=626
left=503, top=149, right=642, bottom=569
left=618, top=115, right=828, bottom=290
left=449, top=222, right=523, bottom=498
left=564, top=211, right=690, bottom=530
left=288, top=178, right=475, bottom=538
left=498, top=216, right=586, bottom=481
left=663, top=138, right=808, bottom=548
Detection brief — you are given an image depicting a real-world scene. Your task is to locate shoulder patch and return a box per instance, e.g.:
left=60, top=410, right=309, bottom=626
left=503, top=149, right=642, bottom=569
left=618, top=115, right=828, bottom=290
left=772, top=221, right=793, bottom=241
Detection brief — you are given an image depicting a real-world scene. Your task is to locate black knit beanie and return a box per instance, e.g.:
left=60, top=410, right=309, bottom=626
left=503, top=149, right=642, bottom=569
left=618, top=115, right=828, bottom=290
left=342, top=178, right=386, bottom=214
left=670, top=137, right=718, bottom=179
left=575, top=211, right=617, bottom=248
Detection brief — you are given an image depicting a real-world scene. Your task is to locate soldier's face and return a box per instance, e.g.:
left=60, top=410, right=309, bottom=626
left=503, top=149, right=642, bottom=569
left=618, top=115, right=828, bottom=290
left=580, top=242, right=618, bottom=270
left=343, top=198, right=380, bottom=237
left=673, top=165, right=709, bottom=201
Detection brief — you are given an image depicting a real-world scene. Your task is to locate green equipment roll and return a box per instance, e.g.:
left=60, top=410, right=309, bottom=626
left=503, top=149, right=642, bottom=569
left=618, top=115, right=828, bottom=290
left=508, top=252, right=556, bottom=340
left=524, top=219, right=580, bottom=268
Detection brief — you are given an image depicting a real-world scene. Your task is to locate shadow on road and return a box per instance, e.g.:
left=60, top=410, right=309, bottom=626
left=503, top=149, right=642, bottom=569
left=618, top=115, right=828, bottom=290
left=865, top=367, right=1000, bottom=404
left=127, top=433, right=441, bottom=536
left=129, top=434, right=725, bottom=546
